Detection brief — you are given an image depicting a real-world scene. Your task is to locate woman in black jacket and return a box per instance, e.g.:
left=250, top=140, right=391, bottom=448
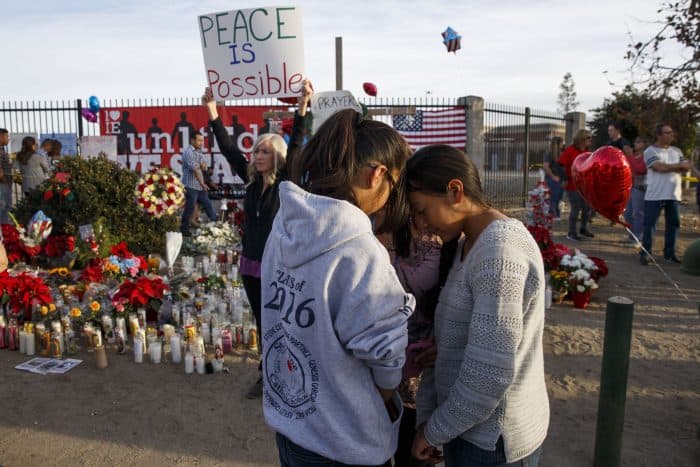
left=202, top=80, right=312, bottom=398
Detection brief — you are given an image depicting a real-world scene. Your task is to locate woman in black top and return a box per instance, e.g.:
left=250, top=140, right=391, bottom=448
left=202, top=80, right=312, bottom=398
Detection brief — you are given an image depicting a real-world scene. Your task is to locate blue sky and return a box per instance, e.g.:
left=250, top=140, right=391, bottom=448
left=1, top=1, right=685, bottom=114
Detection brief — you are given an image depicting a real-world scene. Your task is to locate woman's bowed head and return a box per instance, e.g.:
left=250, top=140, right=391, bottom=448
left=406, top=144, right=496, bottom=244
left=291, top=108, right=411, bottom=233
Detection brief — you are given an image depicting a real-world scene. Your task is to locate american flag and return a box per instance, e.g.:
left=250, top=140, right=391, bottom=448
left=392, top=107, right=467, bottom=151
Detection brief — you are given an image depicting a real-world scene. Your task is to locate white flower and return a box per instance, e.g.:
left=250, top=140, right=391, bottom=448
left=577, top=285, right=585, bottom=292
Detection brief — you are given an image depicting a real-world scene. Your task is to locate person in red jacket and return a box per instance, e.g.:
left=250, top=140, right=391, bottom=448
left=558, top=129, right=593, bottom=241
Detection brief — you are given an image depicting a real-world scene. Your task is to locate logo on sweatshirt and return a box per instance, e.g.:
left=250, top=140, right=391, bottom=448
left=264, top=325, right=320, bottom=417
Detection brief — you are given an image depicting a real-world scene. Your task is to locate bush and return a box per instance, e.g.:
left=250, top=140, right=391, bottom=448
left=13, top=156, right=179, bottom=257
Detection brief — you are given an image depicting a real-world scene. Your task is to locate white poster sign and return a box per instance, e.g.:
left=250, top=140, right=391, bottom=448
left=8, top=132, right=38, bottom=154
left=80, top=136, right=118, bottom=159
left=310, top=91, right=362, bottom=132
left=198, top=6, right=305, bottom=101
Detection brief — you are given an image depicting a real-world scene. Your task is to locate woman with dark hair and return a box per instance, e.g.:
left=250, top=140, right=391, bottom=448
left=15, top=136, right=50, bottom=195
left=45, top=139, right=63, bottom=167
left=202, top=81, right=312, bottom=399
left=262, top=109, right=415, bottom=466
left=406, top=145, right=549, bottom=467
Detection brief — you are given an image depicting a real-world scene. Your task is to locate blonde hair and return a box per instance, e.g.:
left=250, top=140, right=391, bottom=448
left=247, top=133, right=287, bottom=186
left=573, top=129, right=592, bottom=149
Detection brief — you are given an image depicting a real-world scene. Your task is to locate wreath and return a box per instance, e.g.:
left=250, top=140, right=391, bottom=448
left=134, top=168, right=185, bottom=218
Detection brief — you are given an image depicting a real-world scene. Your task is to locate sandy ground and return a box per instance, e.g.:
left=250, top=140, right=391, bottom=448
left=0, top=192, right=699, bottom=467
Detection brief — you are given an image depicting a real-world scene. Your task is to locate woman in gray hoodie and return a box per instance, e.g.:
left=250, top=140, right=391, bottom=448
left=261, top=109, right=415, bottom=466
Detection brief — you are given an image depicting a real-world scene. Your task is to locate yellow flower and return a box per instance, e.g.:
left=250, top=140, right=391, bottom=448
left=89, top=301, right=101, bottom=313
left=49, top=303, right=56, bottom=312
left=40, top=306, right=49, bottom=316
left=70, top=307, right=82, bottom=318
left=58, top=267, right=70, bottom=277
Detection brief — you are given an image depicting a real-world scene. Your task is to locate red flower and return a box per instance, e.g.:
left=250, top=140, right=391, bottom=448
left=113, top=276, right=169, bottom=308
left=79, top=260, right=105, bottom=284
left=44, top=235, right=76, bottom=258
left=167, top=186, right=175, bottom=194
left=110, top=241, right=133, bottom=259
left=0, top=272, right=52, bottom=320
left=43, top=190, right=54, bottom=201
left=589, top=256, right=609, bottom=281
left=137, top=256, right=148, bottom=271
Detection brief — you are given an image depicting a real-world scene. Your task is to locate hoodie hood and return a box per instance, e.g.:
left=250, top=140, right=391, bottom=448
left=270, top=182, right=372, bottom=269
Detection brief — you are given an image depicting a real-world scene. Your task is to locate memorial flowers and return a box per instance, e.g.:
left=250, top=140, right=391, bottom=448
left=190, top=221, right=240, bottom=254
left=135, top=168, right=185, bottom=218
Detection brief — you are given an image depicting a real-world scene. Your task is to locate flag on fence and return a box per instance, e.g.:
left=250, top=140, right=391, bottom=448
left=392, top=107, right=466, bottom=151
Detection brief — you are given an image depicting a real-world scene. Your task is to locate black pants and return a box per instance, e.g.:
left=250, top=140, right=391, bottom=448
left=241, top=275, right=263, bottom=372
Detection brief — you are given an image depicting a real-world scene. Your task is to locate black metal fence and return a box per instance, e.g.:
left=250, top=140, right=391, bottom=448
left=484, top=103, right=568, bottom=207
left=0, top=97, right=567, bottom=208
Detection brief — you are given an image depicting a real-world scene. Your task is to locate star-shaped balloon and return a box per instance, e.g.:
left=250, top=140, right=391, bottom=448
left=441, top=26, right=462, bottom=54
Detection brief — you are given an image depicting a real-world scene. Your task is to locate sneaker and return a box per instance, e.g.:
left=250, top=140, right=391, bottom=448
left=639, top=255, right=649, bottom=266
left=566, top=233, right=582, bottom=241
left=580, top=230, right=595, bottom=238
left=663, top=255, right=681, bottom=264
left=246, top=377, right=263, bottom=399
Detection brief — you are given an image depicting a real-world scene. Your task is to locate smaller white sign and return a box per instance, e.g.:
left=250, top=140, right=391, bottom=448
left=310, top=90, right=362, bottom=132
left=8, top=132, right=39, bottom=154
left=80, top=136, right=118, bottom=158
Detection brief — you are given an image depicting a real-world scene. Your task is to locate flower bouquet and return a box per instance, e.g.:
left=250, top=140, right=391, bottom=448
left=135, top=168, right=185, bottom=218
left=549, top=269, right=570, bottom=303
left=106, top=241, right=147, bottom=279
left=0, top=271, right=53, bottom=321
left=188, top=221, right=240, bottom=254
left=112, top=275, right=169, bottom=323
left=9, top=211, right=53, bottom=260
left=567, top=268, right=599, bottom=309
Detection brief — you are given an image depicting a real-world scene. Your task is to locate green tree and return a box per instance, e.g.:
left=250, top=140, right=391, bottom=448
left=626, top=0, right=699, bottom=117
left=557, top=72, right=579, bottom=114
left=589, top=85, right=696, bottom=154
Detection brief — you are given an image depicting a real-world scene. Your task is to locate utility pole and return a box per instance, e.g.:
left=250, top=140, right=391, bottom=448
left=335, top=37, right=343, bottom=90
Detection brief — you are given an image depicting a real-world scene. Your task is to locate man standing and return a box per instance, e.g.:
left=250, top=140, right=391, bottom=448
left=607, top=121, right=633, bottom=156
left=180, top=131, right=216, bottom=236
left=0, top=129, right=13, bottom=224
left=640, top=123, right=692, bottom=265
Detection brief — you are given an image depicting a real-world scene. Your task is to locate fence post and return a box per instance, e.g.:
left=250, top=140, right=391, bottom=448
left=593, top=296, right=635, bottom=467
left=77, top=98, right=84, bottom=139
left=335, top=37, right=343, bottom=91
left=522, top=107, right=531, bottom=206
left=565, top=111, right=586, bottom=145
left=460, top=95, right=484, bottom=181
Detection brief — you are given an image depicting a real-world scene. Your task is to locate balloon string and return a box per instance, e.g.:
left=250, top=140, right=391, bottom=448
left=625, top=227, right=690, bottom=302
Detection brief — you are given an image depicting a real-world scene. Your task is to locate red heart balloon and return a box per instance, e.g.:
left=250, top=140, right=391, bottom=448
left=362, top=82, right=378, bottom=97
left=571, top=146, right=632, bottom=226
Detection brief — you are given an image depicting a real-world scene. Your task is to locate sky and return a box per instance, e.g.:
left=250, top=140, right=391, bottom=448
left=1, top=0, right=687, bottom=114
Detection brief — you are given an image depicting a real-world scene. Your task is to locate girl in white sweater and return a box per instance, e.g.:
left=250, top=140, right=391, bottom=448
left=407, top=145, right=549, bottom=466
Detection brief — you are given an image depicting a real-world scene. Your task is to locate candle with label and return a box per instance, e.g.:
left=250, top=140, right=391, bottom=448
left=185, top=350, right=194, bottom=374
left=0, top=316, right=6, bottom=348
left=133, top=335, right=144, bottom=363
left=95, top=345, right=108, bottom=369
left=195, top=355, right=205, bottom=374
left=25, top=331, right=35, bottom=356
left=19, top=331, right=27, bottom=354
left=170, top=335, right=182, bottom=363
left=149, top=342, right=162, bottom=364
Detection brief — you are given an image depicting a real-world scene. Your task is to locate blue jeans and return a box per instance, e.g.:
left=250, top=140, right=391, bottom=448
left=624, top=187, right=646, bottom=239
left=567, top=190, right=591, bottom=235
left=181, top=187, right=216, bottom=234
left=641, top=199, right=680, bottom=258
left=275, top=433, right=388, bottom=467
left=443, top=437, right=542, bottom=467
left=545, top=176, right=562, bottom=217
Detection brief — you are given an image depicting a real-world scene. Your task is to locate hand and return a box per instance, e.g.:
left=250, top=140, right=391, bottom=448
left=414, top=341, right=437, bottom=368
left=298, top=79, right=313, bottom=116
left=412, top=424, right=443, bottom=463
left=553, top=175, right=560, bottom=183
left=202, top=87, right=219, bottom=120
left=678, top=160, right=692, bottom=171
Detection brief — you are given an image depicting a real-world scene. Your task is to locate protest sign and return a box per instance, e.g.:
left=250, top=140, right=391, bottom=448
left=198, top=6, right=304, bottom=101
left=310, top=90, right=362, bottom=132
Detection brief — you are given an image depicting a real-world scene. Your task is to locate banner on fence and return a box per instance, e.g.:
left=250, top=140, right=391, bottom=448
left=40, top=133, right=78, bottom=156
left=310, top=91, right=362, bottom=132
left=98, top=105, right=284, bottom=183
left=198, top=6, right=305, bottom=101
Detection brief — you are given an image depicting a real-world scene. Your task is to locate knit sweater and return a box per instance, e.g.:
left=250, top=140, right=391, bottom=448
left=415, top=218, right=549, bottom=462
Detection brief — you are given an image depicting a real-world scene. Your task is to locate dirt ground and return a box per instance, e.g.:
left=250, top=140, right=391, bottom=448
left=0, top=191, right=698, bottom=467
